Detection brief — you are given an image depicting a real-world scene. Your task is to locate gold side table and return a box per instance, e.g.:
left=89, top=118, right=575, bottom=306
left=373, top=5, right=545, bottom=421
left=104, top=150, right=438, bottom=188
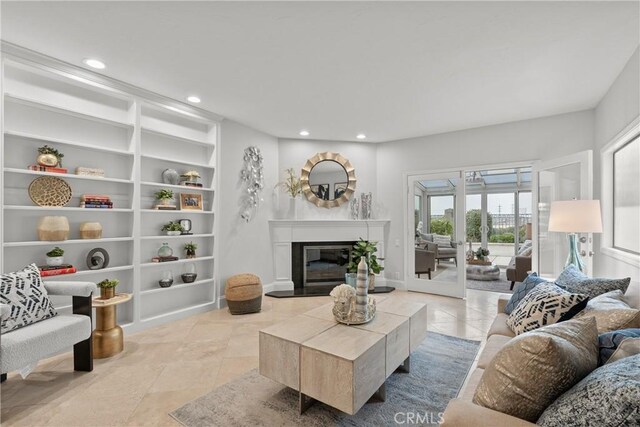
left=92, top=293, right=132, bottom=359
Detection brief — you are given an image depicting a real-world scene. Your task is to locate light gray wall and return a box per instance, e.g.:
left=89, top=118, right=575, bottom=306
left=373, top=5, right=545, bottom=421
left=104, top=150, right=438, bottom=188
left=377, top=110, right=595, bottom=282
left=277, top=139, right=377, bottom=219
left=593, top=47, right=640, bottom=281
left=219, top=120, right=279, bottom=300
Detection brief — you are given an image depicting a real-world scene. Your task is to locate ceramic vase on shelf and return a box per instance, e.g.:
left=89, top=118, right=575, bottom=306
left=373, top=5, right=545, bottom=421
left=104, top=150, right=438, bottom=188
left=80, top=222, right=103, bottom=239
left=158, top=243, right=173, bottom=258
left=159, top=271, right=174, bottom=288
left=361, top=193, right=372, bottom=220
left=181, top=263, right=197, bottom=283
left=37, top=153, right=58, bottom=167
left=37, top=216, right=70, bottom=241
left=46, top=256, right=64, bottom=267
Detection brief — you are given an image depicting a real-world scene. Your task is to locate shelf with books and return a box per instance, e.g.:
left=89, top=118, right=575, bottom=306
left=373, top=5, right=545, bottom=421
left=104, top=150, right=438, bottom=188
left=4, top=206, right=134, bottom=213
left=140, top=181, right=213, bottom=192
left=140, top=255, right=214, bottom=268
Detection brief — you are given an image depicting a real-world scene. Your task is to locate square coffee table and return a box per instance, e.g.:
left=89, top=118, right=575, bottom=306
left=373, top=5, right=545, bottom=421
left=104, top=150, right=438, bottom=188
left=259, top=296, right=427, bottom=415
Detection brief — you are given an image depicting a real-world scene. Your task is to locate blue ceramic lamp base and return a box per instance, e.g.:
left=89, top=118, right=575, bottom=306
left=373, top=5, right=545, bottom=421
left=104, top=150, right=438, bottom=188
left=564, top=233, right=585, bottom=272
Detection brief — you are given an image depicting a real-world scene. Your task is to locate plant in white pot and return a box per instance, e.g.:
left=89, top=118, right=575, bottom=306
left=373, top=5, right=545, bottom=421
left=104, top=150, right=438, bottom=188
left=161, top=221, right=184, bottom=236
left=276, top=168, right=303, bottom=219
left=154, top=189, right=174, bottom=206
left=45, top=246, right=65, bottom=266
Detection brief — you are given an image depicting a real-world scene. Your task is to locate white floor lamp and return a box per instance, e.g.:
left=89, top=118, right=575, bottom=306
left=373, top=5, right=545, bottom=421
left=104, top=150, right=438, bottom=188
left=548, top=200, right=603, bottom=272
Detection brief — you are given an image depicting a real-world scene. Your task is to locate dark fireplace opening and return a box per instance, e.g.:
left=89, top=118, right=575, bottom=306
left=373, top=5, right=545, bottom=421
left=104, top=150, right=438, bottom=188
left=292, top=241, right=357, bottom=290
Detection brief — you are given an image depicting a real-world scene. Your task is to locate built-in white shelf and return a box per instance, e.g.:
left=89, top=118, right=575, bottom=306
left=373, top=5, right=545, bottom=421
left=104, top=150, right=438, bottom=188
left=140, top=209, right=214, bottom=215
left=141, top=154, right=215, bottom=169
left=140, top=278, right=214, bottom=296
left=140, top=255, right=214, bottom=268
left=141, top=127, right=214, bottom=148
left=2, top=50, right=218, bottom=335
left=44, top=264, right=134, bottom=278
left=4, top=206, right=133, bottom=212
left=4, top=130, right=134, bottom=157
left=3, top=237, right=133, bottom=247
left=140, top=181, right=213, bottom=192
left=4, top=93, right=135, bottom=129
left=4, top=168, right=133, bottom=185
left=141, top=233, right=214, bottom=241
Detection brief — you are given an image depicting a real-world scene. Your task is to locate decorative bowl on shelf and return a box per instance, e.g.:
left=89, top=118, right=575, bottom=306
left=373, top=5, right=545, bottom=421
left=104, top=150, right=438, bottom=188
left=181, top=273, right=197, bottom=283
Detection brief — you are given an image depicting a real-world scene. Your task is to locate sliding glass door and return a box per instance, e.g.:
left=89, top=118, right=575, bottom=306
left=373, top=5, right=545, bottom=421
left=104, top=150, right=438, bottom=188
left=408, top=171, right=466, bottom=298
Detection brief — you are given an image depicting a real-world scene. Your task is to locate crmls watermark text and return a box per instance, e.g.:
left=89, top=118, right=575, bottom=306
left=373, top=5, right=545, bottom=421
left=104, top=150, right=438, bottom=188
left=394, top=411, right=444, bottom=425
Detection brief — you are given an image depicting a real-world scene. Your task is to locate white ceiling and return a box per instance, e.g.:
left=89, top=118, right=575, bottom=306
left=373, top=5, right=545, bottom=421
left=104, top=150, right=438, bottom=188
left=2, top=1, right=638, bottom=142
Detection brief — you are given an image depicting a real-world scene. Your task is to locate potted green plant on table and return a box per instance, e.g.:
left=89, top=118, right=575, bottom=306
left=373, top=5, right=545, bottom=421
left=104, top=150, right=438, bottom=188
left=161, top=221, right=184, bottom=236
left=97, top=278, right=119, bottom=299
left=45, top=246, right=65, bottom=267
left=184, top=242, right=197, bottom=259
left=154, top=189, right=174, bottom=206
left=37, top=145, right=64, bottom=167
left=347, top=239, right=384, bottom=291
left=475, top=247, right=490, bottom=262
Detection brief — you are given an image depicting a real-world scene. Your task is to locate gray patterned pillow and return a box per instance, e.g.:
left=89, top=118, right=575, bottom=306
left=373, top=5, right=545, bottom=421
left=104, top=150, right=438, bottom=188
left=537, top=354, right=640, bottom=426
left=504, top=272, right=549, bottom=314
left=556, top=265, right=630, bottom=299
left=0, top=264, right=57, bottom=333
left=506, top=283, right=588, bottom=335
left=574, top=290, right=640, bottom=333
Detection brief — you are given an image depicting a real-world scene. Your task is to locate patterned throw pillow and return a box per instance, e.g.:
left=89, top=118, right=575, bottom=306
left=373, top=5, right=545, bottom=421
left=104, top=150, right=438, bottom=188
left=574, top=290, right=640, bottom=333
left=433, top=234, right=452, bottom=249
left=506, top=283, right=588, bottom=335
left=537, top=354, right=640, bottom=427
left=0, top=264, right=57, bottom=333
left=517, top=240, right=532, bottom=256
left=598, top=328, right=640, bottom=365
left=556, top=265, right=631, bottom=299
left=473, top=317, right=599, bottom=422
left=504, top=272, right=549, bottom=314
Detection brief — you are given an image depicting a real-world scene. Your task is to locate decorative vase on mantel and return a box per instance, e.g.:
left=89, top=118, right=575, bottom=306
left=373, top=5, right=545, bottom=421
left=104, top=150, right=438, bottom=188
left=288, top=197, right=298, bottom=220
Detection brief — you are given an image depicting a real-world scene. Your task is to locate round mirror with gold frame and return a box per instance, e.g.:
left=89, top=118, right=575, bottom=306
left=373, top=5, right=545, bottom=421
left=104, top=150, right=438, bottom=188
left=301, top=152, right=356, bottom=208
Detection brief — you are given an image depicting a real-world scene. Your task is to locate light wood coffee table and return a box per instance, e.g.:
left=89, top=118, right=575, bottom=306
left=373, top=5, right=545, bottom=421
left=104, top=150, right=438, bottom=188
left=259, top=297, right=427, bottom=415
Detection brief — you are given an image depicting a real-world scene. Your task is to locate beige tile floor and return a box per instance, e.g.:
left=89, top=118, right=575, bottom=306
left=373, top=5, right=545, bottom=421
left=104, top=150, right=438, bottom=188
left=0, top=289, right=502, bottom=426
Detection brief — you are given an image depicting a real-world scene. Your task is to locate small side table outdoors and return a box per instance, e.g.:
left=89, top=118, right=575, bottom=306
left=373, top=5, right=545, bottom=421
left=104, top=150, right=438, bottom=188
left=92, top=293, right=132, bottom=359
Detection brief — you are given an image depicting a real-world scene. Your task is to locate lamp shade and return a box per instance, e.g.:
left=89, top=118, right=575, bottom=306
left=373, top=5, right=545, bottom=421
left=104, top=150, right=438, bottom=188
left=548, top=200, right=603, bottom=233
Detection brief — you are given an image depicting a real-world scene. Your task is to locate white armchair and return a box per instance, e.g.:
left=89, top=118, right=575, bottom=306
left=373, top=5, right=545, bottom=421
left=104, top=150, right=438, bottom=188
left=1, top=281, right=97, bottom=382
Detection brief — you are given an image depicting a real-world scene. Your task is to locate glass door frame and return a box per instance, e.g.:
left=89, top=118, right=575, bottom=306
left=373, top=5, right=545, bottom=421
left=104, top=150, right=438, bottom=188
left=406, top=170, right=466, bottom=298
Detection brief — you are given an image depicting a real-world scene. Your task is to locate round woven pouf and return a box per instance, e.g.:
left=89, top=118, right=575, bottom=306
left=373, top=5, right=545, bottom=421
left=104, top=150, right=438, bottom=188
left=225, top=273, right=263, bottom=315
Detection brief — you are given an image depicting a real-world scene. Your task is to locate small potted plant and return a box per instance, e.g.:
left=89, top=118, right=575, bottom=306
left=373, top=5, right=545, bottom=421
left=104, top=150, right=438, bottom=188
left=97, top=278, right=119, bottom=299
left=475, top=247, right=490, bottom=261
left=184, top=242, right=197, bottom=259
left=37, top=145, right=64, bottom=167
left=347, top=239, right=384, bottom=291
left=45, top=247, right=65, bottom=266
left=161, top=221, right=184, bottom=236
left=154, top=189, right=174, bottom=206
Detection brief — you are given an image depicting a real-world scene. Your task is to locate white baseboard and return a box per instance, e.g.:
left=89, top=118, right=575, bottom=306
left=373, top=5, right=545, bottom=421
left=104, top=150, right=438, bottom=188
left=263, top=281, right=294, bottom=294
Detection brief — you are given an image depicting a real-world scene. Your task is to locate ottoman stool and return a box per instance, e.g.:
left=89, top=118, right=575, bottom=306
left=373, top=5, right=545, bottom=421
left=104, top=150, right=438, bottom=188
left=225, top=273, right=263, bottom=315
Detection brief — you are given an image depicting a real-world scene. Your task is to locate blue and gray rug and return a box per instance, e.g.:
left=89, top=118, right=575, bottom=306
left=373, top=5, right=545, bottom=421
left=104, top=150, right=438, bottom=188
left=171, top=332, right=480, bottom=426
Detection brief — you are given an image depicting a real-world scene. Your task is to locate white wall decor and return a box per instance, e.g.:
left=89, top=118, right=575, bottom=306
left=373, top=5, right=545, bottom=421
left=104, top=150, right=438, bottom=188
left=239, top=146, right=264, bottom=222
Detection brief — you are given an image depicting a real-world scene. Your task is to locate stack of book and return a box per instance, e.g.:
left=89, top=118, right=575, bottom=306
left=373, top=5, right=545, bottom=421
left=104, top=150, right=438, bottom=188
left=28, top=165, right=68, bottom=174
left=151, top=256, right=179, bottom=263
left=80, top=194, right=113, bottom=209
left=38, top=264, right=77, bottom=276
left=154, top=203, right=178, bottom=210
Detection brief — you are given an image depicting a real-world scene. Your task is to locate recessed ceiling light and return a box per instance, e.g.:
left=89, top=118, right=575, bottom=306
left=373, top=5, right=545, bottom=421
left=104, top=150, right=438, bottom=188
left=356, top=133, right=367, bottom=140
left=299, top=130, right=310, bottom=136
left=187, top=96, right=201, bottom=103
left=82, top=58, right=106, bottom=70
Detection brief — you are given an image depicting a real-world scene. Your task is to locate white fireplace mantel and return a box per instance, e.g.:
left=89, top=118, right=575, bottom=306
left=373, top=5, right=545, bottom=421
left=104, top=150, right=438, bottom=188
left=268, top=219, right=390, bottom=291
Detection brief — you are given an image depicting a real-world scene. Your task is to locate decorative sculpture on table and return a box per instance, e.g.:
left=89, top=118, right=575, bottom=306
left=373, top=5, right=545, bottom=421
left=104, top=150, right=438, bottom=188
left=239, top=146, right=264, bottom=222
left=330, top=258, right=376, bottom=325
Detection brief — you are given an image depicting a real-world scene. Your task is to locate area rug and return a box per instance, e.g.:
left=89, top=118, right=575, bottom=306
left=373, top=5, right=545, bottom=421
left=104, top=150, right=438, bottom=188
left=170, top=332, right=480, bottom=427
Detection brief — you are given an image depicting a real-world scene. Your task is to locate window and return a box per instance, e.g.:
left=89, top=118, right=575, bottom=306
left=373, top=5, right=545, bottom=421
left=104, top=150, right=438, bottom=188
left=613, top=135, right=640, bottom=254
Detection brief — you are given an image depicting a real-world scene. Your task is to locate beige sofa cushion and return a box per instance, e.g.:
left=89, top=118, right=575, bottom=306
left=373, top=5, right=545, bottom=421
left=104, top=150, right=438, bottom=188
left=574, top=290, right=640, bottom=333
left=487, top=313, right=516, bottom=338
left=477, top=335, right=512, bottom=369
left=472, top=317, right=598, bottom=423
left=459, top=368, right=485, bottom=401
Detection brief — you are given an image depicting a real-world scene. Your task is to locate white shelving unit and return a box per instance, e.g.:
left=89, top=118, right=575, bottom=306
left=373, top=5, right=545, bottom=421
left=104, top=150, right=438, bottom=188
left=0, top=47, right=220, bottom=333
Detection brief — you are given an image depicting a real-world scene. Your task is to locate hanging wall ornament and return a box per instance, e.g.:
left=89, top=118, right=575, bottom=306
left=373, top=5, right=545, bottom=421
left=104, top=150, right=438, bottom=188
left=239, top=146, right=265, bottom=222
